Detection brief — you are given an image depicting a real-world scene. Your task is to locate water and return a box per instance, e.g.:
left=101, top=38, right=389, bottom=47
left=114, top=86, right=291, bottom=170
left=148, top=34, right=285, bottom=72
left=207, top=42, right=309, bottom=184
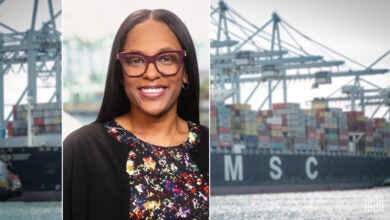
left=0, top=202, right=61, bottom=220
left=210, top=187, right=390, bottom=220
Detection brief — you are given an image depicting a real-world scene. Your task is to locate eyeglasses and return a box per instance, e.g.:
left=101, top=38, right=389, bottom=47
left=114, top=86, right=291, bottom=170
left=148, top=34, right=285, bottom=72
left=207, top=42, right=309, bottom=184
left=117, top=50, right=186, bottom=77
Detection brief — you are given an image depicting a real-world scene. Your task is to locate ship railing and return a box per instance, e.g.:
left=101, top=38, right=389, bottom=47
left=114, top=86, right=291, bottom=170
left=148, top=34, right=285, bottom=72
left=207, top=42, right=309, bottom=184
left=213, top=144, right=390, bottom=158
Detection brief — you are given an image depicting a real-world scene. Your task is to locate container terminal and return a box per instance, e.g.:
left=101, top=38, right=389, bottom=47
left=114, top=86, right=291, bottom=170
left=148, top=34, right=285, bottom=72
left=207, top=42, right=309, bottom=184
left=210, top=0, right=390, bottom=195
left=0, top=0, right=61, bottom=201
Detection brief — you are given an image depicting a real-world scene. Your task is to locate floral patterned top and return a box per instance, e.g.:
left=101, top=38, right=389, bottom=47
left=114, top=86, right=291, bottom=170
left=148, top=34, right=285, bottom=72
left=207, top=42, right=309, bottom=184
left=103, top=120, right=209, bottom=219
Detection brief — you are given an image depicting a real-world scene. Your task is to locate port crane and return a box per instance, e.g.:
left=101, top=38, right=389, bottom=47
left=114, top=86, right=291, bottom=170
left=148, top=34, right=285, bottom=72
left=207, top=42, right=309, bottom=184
left=210, top=0, right=389, bottom=117
left=324, top=51, right=390, bottom=119
left=0, top=0, right=61, bottom=137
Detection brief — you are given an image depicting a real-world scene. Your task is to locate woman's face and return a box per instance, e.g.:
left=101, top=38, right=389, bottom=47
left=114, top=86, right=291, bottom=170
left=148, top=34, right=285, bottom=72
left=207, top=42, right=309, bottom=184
left=121, top=19, right=188, bottom=117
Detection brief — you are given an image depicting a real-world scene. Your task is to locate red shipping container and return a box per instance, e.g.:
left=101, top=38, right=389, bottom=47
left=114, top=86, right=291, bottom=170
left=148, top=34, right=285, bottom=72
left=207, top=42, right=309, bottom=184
left=7, top=121, right=12, bottom=130
left=315, top=109, right=324, bottom=114
left=339, top=134, right=349, bottom=140
left=269, top=124, right=283, bottom=130
left=271, top=137, right=284, bottom=142
left=317, top=133, right=325, bottom=139
left=7, top=122, right=13, bottom=136
left=210, top=134, right=218, bottom=141
left=219, top=140, right=232, bottom=148
left=346, top=111, right=364, bottom=117
left=50, top=125, right=56, bottom=132
left=258, top=130, right=270, bottom=136
left=307, top=132, right=316, bottom=139
left=272, top=103, right=286, bottom=109
left=258, top=135, right=271, bottom=142
left=218, top=127, right=232, bottom=133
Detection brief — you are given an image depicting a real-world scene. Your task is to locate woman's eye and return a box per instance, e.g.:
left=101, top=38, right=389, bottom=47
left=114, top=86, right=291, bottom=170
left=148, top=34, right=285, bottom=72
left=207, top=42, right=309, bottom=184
left=125, top=56, right=144, bottom=65
left=159, top=55, right=176, bottom=64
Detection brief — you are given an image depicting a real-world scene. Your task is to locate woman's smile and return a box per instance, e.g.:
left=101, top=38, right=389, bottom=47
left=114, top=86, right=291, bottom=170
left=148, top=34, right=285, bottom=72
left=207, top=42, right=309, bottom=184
left=138, top=85, right=167, bottom=99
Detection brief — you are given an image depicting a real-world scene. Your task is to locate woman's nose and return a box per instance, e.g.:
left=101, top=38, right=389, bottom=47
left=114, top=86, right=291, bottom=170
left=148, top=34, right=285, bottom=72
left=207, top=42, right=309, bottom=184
left=142, top=62, right=161, bottom=80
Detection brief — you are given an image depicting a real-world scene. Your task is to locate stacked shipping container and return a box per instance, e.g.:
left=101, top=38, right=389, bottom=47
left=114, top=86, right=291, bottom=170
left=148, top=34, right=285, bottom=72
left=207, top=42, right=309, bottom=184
left=211, top=102, right=233, bottom=149
left=230, top=104, right=257, bottom=149
left=257, top=110, right=272, bottom=149
left=7, top=103, right=61, bottom=137
left=211, top=99, right=390, bottom=154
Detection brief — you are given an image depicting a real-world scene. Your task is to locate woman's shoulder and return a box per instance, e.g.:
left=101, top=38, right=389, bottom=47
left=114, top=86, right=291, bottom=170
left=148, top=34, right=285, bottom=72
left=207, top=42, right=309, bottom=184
left=190, top=122, right=208, bottom=141
left=199, top=124, right=209, bottom=136
left=63, top=123, right=105, bottom=146
left=188, top=122, right=209, bottom=176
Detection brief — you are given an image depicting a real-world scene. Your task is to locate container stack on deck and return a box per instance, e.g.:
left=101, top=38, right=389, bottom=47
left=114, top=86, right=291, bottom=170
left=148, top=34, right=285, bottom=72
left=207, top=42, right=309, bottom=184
left=211, top=102, right=233, bottom=149
left=274, top=103, right=307, bottom=150
left=211, top=99, right=390, bottom=154
left=310, top=99, right=349, bottom=152
left=231, top=104, right=257, bottom=149
left=257, top=109, right=272, bottom=149
left=377, top=119, right=390, bottom=154
left=7, top=103, right=61, bottom=137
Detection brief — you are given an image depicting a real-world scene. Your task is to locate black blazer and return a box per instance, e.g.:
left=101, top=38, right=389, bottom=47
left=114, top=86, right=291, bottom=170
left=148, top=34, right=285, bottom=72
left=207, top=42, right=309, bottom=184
left=63, top=123, right=209, bottom=220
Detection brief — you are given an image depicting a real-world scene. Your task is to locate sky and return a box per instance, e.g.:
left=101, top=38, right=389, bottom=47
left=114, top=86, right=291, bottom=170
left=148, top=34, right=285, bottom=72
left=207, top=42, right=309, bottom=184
left=210, top=0, right=390, bottom=116
left=211, top=0, right=389, bottom=67
left=63, top=0, right=209, bottom=43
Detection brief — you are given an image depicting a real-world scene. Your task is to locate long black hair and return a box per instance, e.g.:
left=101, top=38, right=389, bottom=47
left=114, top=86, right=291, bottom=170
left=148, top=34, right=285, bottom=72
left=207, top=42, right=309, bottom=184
left=95, top=9, right=200, bottom=124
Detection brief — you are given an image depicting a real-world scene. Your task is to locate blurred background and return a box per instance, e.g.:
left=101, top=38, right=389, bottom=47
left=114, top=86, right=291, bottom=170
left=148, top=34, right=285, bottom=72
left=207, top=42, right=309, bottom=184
left=62, top=0, right=210, bottom=137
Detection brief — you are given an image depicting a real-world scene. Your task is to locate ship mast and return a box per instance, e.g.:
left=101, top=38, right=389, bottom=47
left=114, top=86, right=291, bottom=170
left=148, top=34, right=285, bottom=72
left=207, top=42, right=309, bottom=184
left=26, top=96, right=35, bottom=146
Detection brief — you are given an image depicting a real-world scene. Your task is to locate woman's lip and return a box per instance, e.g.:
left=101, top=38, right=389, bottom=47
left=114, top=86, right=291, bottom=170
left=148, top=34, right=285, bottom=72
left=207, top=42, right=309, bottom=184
left=139, top=86, right=167, bottom=99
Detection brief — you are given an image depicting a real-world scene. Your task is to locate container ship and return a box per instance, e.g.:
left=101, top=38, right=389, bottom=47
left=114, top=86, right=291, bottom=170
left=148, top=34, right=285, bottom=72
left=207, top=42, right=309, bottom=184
left=210, top=99, right=390, bottom=195
left=0, top=102, right=61, bottom=201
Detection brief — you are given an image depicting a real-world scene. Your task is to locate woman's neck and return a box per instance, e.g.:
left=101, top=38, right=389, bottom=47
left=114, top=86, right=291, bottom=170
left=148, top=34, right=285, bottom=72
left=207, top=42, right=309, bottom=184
left=115, top=110, right=188, bottom=147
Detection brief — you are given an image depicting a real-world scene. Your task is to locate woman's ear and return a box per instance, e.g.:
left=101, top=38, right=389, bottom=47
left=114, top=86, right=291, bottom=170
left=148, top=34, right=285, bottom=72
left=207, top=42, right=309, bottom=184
left=183, top=72, right=189, bottom=83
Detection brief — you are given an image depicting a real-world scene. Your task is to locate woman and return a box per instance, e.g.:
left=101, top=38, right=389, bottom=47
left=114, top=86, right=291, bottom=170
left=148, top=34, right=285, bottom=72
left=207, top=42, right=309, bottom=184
left=63, top=9, right=209, bottom=220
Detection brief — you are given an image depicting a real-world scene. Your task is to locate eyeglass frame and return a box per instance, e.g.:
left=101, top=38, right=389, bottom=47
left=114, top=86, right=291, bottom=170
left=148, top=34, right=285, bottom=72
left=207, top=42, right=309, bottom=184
left=117, top=50, right=187, bottom=77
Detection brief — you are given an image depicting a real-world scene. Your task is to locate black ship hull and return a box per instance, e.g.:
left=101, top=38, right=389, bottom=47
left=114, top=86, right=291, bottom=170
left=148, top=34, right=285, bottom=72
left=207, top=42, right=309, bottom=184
left=0, top=146, right=61, bottom=201
left=211, top=152, right=390, bottom=195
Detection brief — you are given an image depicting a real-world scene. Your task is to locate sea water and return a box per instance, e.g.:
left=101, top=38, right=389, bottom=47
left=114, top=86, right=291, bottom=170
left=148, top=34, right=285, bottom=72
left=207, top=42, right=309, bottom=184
left=210, top=187, right=390, bottom=220
left=0, top=202, right=61, bottom=220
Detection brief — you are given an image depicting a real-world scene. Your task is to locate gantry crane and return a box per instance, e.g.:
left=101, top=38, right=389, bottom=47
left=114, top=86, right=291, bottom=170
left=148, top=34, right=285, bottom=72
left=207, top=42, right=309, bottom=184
left=0, top=0, right=61, bottom=137
left=323, top=51, right=390, bottom=119
left=210, top=0, right=389, bottom=115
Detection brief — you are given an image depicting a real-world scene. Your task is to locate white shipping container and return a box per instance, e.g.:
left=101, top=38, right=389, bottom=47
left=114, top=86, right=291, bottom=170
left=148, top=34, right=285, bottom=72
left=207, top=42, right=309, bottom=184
left=328, top=145, right=339, bottom=151
left=241, top=114, right=256, bottom=122
left=218, top=119, right=231, bottom=127
left=271, top=130, right=284, bottom=137
left=258, top=142, right=271, bottom=149
left=219, top=133, right=233, bottom=141
left=53, top=109, right=61, bottom=116
left=256, top=124, right=267, bottom=131
left=267, top=116, right=282, bottom=125
left=217, top=114, right=231, bottom=121
left=32, top=110, right=44, bottom=118
left=294, top=143, right=308, bottom=149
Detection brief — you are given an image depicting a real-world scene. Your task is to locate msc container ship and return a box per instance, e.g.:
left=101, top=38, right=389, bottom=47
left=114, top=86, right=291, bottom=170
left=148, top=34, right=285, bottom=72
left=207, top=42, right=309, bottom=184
left=210, top=99, right=390, bottom=195
left=0, top=102, right=61, bottom=201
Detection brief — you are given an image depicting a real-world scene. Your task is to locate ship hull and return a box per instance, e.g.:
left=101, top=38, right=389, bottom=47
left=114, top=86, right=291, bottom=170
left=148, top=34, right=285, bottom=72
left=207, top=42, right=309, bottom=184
left=0, top=146, right=61, bottom=201
left=211, top=152, right=390, bottom=195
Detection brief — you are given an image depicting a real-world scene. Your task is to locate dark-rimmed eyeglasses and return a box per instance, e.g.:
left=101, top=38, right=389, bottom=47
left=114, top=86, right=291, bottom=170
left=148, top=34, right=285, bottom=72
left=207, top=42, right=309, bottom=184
left=117, top=50, right=186, bottom=77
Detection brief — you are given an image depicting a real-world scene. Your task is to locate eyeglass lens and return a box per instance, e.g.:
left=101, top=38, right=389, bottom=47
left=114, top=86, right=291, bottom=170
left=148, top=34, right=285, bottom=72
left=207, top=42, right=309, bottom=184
left=121, top=51, right=182, bottom=76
